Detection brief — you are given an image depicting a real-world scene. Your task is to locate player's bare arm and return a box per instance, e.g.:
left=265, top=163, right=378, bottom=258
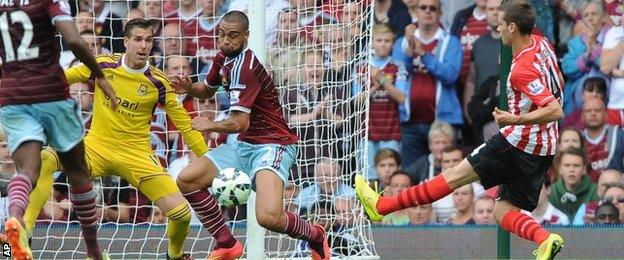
left=170, top=74, right=217, bottom=99
left=493, top=99, right=563, bottom=127
left=55, top=20, right=118, bottom=109
left=192, top=111, right=249, bottom=133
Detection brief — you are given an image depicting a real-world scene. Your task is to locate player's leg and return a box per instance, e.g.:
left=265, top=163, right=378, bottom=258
left=44, top=99, right=103, bottom=259
left=0, top=104, right=48, bottom=259
left=176, top=156, right=242, bottom=258
left=56, top=143, right=103, bottom=259
left=24, top=147, right=62, bottom=234
left=254, top=170, right=329, bottom=260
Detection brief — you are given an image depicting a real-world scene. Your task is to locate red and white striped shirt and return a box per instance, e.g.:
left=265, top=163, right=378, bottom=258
left=501, top=35, right=563, bottom=156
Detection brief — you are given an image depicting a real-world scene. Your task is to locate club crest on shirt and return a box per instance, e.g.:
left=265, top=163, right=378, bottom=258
left=106, top=74, right=114, bottom=82
left=528, top=79, right=545, bottom=95
left=137, top=83, right=148, bottom=96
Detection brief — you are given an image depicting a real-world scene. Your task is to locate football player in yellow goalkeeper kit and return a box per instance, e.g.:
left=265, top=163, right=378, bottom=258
left=22, top=19, right=205, bottom=260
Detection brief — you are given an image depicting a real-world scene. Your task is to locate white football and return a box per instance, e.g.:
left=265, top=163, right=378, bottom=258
left=213, top=168, right=251, bottom=207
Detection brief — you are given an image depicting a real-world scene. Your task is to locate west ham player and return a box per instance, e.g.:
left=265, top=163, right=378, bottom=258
left=22, top=19, right=206, bottom=260
left=170, top=11, right=330, bottom=260
left=0, top=0, right=117, bottom=259
left=355, top=2, right=566, bottom=260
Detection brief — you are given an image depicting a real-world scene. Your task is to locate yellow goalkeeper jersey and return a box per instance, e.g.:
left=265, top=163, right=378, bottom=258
left=65, top=53, right=208, bottom=156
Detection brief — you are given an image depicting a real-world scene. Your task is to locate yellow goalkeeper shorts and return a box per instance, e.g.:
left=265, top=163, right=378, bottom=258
left=84, top=135, right=180, bottom=202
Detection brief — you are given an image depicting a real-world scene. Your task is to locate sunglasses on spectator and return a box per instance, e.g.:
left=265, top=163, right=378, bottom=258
left=603, top=196, right=624, bottom=204
left=419, top=5, right=438, bottom=12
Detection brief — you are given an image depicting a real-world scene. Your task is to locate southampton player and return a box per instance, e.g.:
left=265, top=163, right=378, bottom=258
left=170, top=11, right=331, bottom=260
left=22, top=19, right=205, bottom=260
left=355, top=2, right=566, bottom=260
left=0, top=0, right=118, bottom=259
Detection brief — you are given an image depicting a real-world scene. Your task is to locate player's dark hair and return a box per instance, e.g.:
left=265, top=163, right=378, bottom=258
left=222, top=11, right=249, bottom=31
left=374, top=148, right=401, bottom=167
left=500, top=0, right=535, bottom=35
left=124, top=18, right=153, bottom=37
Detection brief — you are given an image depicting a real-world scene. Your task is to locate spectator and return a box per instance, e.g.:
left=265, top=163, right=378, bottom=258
left=293, top=0, right=337, bottom=43
left=532, top=179, right=570, bottom=225
left=154, top=23, right=186, bottom=66
left=69, top=82, right=94, bottom=128
left=86, top=0, right=124, bottom=52
left=559, top=127, right=585, bottom=151
left=60, top=30, right=109, bottom=69
left=125, top=9, right=145, bottom=27
left=0, top=126, right=15, bottom=197
left=184, top=0, right=223, bottom=63
left=382, top=171, right=412, bottom=225
left=404, top=121, right=453, bottom=184
left=448, top=184, right=474, bottom=225
left=470, top=195, right=495, bottom=225
left=604, top=0, right=624, bottom=25
left=595, top=201, right=621, bottom=224
left=466, top=76, right=500, bottom=143
left=571, top=169, right=622, bottom=225
left=429, top=145, right=460, bottom=222
left=600, top=13, right=624, bottom=128
left=282, top=50, right=345, bottom=179
left=528, top=0, right=555, bottom=43
left=150, top=207, right=166, bottom=224
left=295, top=158, right=355, bottom=213
left=561, top=77, right=608, bottom=130
left=406, top=204, right=435, bottom=225
left=75, top=11, right=95, bottom=33
left=373, top=0, right=392, bottom=24
left=464, top=0, right=501, bottom=143
left=372, top=149, right=401, bottom=190
left=597, top=169, right=624, bottom=196
left=137, top=0, right=164, bottom=35
left=450, top=0, right=489, bottom=88
left=439, top=0, right=473, bottom=29
left=393, top=0, right=463, bottom=163
left=549, top=147, right=600, bottom=220
left=353, top=23, right=408, bottom=180
left=388, top=0, right=420, bottom=37
left=284, top=183, right=301, bottom=213
left=164, top=0, right=202, bottom=26
left=324, top=25, right=356, bottom=83
left=601, top=182, right=624, bottom=222
left=580, top=97, right=624, bottom=182
left=227, top=0, right=290, bottom=45
left=561, top=1, right=610, bottom=116
left=335, top=197, right=358, bottom=227
left=267, top=8, right=306, bottom=87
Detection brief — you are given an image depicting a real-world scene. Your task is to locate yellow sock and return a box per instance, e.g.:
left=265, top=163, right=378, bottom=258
left=164, top=202, right=191, bottom=258
left=24, top=148, right=61, bottom=234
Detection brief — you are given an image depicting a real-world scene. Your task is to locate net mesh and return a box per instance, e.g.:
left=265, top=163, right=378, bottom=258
left=0, top=0, right=377, bottom=258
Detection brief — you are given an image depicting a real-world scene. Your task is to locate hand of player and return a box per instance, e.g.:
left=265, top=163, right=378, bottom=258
left=95, top=76, right=118, bottom=110
left=492, top=107, right=518, bottom=127
left=192, top=116, right=212, bottom=132
left=169, top=74, right=193, bottom=94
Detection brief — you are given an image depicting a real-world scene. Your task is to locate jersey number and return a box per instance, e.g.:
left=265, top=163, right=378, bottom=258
left=0, top=10, right=39, bottom=62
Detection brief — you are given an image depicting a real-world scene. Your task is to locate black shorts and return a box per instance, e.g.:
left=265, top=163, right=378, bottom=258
left=467, top=133, right=553, bottom=211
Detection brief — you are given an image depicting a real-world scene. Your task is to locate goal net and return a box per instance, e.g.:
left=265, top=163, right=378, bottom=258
left=0, top=0, right=378, bottom=259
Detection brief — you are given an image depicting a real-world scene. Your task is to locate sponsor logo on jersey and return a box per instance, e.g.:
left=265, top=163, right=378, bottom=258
left=137, top=83, right=148, bottom=96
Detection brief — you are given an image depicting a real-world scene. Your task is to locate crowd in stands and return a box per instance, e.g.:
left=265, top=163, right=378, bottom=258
left=0, top=0, right=623, bottom=232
